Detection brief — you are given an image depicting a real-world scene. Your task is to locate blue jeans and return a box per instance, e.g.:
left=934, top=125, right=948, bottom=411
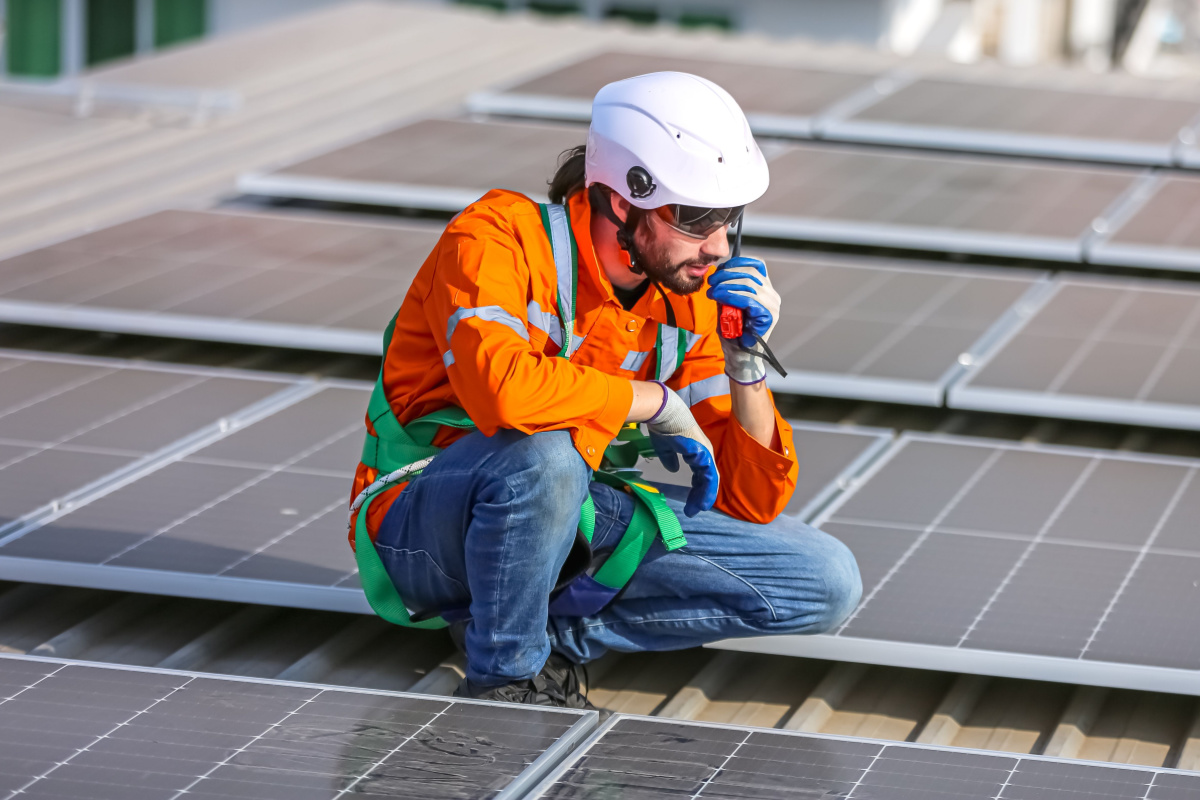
left=375, top=429, right=862, bottom=686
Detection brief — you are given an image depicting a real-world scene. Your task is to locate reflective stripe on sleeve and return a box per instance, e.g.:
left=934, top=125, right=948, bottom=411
left=446, top=306, right=530, bottom=343
left=620, top=350, right=650, bottom=372
left=677, top=373, right=730, bottom=407
left=526, top=301, right=563, bottom=348
left=685, top=330, right=704, bottom=353
left=442, top=350, right=455, bottom=368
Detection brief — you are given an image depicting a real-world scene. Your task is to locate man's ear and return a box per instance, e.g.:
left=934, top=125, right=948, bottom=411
left=610, top=192, right=631, bottom=225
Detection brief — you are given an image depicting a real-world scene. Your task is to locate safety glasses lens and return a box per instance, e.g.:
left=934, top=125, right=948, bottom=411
left=660, top=205, right=744, bottom=237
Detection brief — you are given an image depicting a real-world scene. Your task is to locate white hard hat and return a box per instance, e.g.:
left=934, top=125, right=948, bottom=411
left=585, top=71, right=769, bottom=212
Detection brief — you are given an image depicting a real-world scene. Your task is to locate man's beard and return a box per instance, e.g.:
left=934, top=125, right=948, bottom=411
left=634, top=230, right=710, bottom=295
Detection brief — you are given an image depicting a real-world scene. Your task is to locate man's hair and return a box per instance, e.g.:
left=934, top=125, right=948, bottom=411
left=548, top=145, right=587, bottom=204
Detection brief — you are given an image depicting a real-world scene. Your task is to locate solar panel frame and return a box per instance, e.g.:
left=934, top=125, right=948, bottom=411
left=0, top=208, right=443, bottom=355
left=528, top=714, right=1200, bottom=800
left=0, top=652, right=597, bottom=800
left=713, top=431, right=1200, bottom=697
left=1088, top=173, right=1200, bottom=271
left=948, top=275, right=1200, bottom=430
left=0, top=370, right=893, bottom=615
left=823, top=75, right=1200, bottom=167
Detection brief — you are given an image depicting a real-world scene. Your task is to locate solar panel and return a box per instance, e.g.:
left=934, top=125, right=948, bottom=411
left=1088, top=175, right=1200, bottom=271
left=0, top=209, right=441, bottom=354
left=716, top=432, right=1200, bottom=696
left=0, top=653, right=595, bottom=800
left=750, top=144, right=1139, bottom=261
left=0, top=372, right=893, bottom=612
left=637, top=420, right=892, bottom=521
left=747, top=252, right=1047, bottom=405
left=825, top=77, right=1200, bottom=166
left=0, top=350, right=308, bottom=538
left=468, top=51, right=881, bottom=137
left=239, top=118, right=585, bottom=211
left=949, top=276, right=1200, bottom=429
left=530, top=715, right=1200, bottom=799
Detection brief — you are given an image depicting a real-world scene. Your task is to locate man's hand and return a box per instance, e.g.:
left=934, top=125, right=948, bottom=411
left=646, top=382, right=719, bottom=517
left=706, top=256, right=780, bottom=385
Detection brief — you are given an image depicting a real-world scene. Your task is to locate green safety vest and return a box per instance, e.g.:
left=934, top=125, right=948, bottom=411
left=351, top=203, right=688, bottom=629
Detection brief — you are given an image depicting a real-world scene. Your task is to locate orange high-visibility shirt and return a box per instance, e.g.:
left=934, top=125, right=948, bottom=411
left=349, top=189, right=798, bottom=544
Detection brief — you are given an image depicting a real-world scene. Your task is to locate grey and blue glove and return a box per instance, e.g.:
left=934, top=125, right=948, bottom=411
left=646, top=382, right=719, bottom=517
left=706, top=256, right=781, bottom=385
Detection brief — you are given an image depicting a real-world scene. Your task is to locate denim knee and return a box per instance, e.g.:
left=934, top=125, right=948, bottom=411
left=815, top=536, right=863, bottom=632
left=483, top=430, right=590, bottom=525
left=755, top=520, right=862, bottom=635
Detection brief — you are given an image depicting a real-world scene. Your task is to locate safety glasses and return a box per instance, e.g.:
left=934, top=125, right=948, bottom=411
left=654, top=204, right=744, bottom=239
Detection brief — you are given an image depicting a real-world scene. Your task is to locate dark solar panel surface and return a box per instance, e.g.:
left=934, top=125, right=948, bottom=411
left=751, top=253, right=1042, bottom=404
left=950, top=278, right=1200, bottom=428
left=0, top=384, right=368, bottom=599
left=0, top=210, right=438, bottom=352
left=500, top=51, right=878, bottom=118
left=0, top=654, right=591, bottom=800
left=0, top=352, right=291, bottom=532
left=815, top=434, right=1200, bottom=675
left=831, top=78, right=1198, bottom=164
left=264, top=118, right=583, bottom=200
left=1089, top=176, right=1200, bottom=270
left=752, top=144, right=1136, bottom=260
left=533, top=715, right=1200, bottom=800
left=638, top=421, right=890, bottom=520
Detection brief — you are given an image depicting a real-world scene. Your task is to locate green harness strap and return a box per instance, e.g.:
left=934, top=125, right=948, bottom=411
left=352, top=202, right=689, bottom=629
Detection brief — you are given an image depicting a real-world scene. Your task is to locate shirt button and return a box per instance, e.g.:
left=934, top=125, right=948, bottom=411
left=784, top=447, right=790, bottom=456
left=587, top=446, right=595, bottom=456
left=625, top=320, right=638, bottom=332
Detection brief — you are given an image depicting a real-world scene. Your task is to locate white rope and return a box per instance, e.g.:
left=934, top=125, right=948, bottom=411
left=347, top=456, right=435, bottom=529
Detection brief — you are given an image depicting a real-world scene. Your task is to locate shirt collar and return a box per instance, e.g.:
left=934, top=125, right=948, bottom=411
left=568, top=191, right=698, bottom=332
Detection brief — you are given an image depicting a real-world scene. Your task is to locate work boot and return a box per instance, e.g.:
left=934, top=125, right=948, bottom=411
left=453, top=655, right=596, bottom=711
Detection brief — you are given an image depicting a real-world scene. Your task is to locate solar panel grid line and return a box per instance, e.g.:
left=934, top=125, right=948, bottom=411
left=951, top=455, right=1105, bottom=648
left=0, top=378, right=323, bottom=545
left=1077, top=466, right=1199, bottom=659
left=0, top=652, right=597, bottom=800
left=830, top=446, right=1009, bottom=637
left=526, top=714, right=1200, bottom=799
left=15, top=674, right=199, bottom=799
left=947, top=275, right=1200, bottom=429
left=792, top=432, right=1200, bottom=693
left=94, top=418, right=363, bottom=570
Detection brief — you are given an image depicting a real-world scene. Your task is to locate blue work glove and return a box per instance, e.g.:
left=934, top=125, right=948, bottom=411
left=646, top=382, right=720, bottom=517
left=706, top=256, right=781, bottom=384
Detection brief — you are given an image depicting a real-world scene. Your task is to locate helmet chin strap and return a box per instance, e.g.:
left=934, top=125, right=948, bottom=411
left=589, top=184, right=647, bottom=276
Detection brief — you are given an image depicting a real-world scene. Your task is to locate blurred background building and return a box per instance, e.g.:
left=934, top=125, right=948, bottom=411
left=2, top=0, right=1200, bottom=78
